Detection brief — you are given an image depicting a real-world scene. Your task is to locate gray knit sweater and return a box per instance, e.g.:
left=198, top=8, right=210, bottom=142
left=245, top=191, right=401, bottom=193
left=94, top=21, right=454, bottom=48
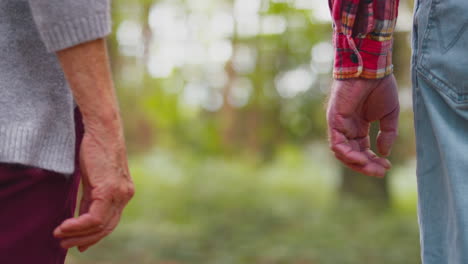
left=0, top=0, right=111, bottom=174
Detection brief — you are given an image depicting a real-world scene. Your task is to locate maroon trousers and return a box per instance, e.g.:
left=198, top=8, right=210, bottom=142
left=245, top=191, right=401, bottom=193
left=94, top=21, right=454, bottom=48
left=0, top=109, right=83, bottom=263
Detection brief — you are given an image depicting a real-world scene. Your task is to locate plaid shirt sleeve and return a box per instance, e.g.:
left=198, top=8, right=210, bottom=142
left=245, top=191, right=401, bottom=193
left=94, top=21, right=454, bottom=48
left=329, top=0, right=400, bottom=79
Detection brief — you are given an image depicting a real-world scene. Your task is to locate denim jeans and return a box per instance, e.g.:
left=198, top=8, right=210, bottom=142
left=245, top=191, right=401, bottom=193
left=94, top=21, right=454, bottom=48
left=412, top=0, right=468, bottom=263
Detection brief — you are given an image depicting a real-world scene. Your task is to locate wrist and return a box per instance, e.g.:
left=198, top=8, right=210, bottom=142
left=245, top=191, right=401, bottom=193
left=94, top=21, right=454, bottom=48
left=81, top=108, right=123, bottom=137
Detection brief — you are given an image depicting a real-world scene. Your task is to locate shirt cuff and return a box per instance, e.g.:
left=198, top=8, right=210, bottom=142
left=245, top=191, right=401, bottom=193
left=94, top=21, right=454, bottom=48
left=37, top=12, right=112, bottom=53
left=332, top=33, right=394, bottom=80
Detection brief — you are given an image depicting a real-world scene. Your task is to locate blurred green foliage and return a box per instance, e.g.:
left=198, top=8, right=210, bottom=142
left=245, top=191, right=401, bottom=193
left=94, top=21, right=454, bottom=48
left=69, top=147, right=419, bottom=264
left=68, top=0, right=420, bottom=263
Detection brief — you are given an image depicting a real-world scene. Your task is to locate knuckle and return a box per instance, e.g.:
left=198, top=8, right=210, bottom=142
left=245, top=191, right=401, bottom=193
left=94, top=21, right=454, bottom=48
left=116, top=182, right=135, bottom=201
left=127, top=184, right=135, bottom=199
left=124, top=186, right=135, bottom=201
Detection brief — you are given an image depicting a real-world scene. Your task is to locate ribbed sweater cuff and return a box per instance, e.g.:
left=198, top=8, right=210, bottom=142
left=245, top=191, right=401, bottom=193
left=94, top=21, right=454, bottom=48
left=39, top=12, right=111, bottom=52
left=0, top=126, right=75, bottom=175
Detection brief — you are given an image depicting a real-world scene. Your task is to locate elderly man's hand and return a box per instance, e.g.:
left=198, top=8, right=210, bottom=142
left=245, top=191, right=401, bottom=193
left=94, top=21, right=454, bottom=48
left=53, top=124, right=135, bottom=252
left=326, top=74, right=400, bottom=178
left=53, top=39, right=135, bottom=252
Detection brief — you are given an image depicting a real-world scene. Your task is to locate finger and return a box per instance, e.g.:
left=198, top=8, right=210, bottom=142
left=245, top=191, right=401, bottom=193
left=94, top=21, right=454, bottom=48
left=54, top=199, right=112, bottom=237
left=377, top=107, right=399, bottom=157
left=352, top=162, right=387, bottom=178
left=54, top=223, right=103, bottom=238
left=355, top=133, right=392, bottom=170
left=60, top=213, right=121, bottom=250
left=54, top=214, right=102, bottom=235
left=364, top=149, right=392, bottom=170
left=60, top=229, right=109, bottom=249
left=329, top=129, right=368, bottom=165
left=335, top=154, right=387, bottom=178
left=54, top=164, right=95, bottom=238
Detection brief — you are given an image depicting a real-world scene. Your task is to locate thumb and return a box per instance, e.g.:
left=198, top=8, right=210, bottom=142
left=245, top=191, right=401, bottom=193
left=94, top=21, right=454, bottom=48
left=377, top=106, right=399, bottom=157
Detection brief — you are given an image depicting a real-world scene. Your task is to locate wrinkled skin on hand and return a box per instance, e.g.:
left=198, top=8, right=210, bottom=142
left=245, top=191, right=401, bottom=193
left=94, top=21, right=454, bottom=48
left=326, top=74, right=400, bottom=178
left=53, top=129, right=135, bottom=252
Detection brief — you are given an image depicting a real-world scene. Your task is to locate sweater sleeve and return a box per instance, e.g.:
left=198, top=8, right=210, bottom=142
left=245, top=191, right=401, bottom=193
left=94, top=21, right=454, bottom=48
left=329, top=0, right=399, bottom=79
left=27, top=0, right=112, bottom=52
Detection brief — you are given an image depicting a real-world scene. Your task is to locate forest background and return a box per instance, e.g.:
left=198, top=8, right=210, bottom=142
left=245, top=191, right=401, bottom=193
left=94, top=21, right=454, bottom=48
left=68, top=0, right=419, bottom=263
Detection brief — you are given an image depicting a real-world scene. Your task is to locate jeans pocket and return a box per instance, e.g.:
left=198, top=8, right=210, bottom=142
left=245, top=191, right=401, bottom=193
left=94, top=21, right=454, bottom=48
left=418, top=0, right=468, bottom=104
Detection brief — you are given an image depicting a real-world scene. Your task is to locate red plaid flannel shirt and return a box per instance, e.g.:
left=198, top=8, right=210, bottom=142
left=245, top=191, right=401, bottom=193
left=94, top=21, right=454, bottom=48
left=329, top=0, right=400, bottom=79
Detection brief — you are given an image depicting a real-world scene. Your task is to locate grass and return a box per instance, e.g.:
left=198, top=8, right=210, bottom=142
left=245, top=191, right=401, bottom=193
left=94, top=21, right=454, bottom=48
left=67, top=144, right=420, bottom=264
